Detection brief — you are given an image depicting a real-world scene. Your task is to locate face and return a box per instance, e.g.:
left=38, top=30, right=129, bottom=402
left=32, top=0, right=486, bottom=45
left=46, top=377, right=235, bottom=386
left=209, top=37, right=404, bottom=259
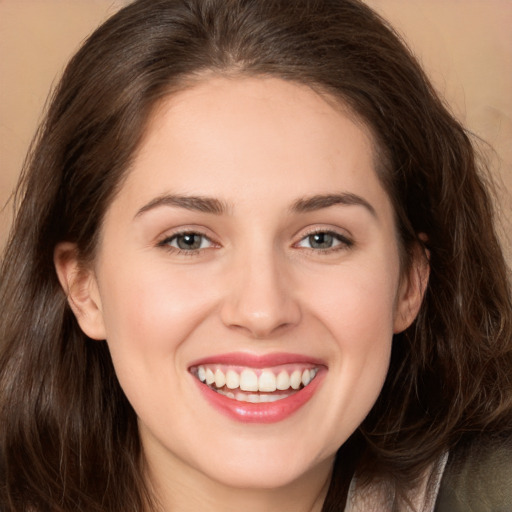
left=56, top=77, right=426, bottom=493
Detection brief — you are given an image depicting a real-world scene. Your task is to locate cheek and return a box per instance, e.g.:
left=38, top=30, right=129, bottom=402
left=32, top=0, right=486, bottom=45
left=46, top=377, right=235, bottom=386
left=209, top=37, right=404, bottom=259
left=97, top=259, right=221, bottom=370
left=301, top=260, right=398, bottom=427
left=103, top=257, right=211, bottom=322
left=306, top=259, right=400, bottom=343
left=95, top=260, right=224, bottom=426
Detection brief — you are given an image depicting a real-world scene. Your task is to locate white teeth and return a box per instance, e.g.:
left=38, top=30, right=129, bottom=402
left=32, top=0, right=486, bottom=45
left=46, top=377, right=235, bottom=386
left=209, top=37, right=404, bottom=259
left=217, top=389, right=291, bottom=403
left=205, top=368, right=215, bottom=385
left=276, top=370, right=291, bottom=390
left=237, top=392, right=289, bottom=403
left=263, top=394, right=286, bottom=403
left=225, top=369, right=240, bottom=389
left=194, top=365, right=320, bottom=394
left=214, top=369, right=225, bottom=388
left=239, top=369, right=259, bottom=392
left=258, top=370, right=277, bottom=392
left=290, top=370, right=302, bottom=390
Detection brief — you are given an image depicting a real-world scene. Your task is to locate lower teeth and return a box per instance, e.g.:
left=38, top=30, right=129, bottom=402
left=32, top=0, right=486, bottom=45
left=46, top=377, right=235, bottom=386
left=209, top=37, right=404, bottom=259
left=215, top=388, right=293, bottom=403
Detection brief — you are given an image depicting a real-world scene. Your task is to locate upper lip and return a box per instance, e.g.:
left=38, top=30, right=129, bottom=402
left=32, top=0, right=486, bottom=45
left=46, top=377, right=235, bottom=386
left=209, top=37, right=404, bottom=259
left=188, top=352, right=326, bottom=369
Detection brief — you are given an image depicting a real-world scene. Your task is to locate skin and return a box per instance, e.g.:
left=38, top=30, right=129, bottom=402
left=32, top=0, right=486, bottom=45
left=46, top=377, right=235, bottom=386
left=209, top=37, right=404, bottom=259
left=55, top=77, right=428, bottom=511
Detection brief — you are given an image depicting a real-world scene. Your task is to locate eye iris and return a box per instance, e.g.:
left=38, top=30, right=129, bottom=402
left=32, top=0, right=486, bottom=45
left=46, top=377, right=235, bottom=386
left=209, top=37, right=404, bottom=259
left=309, top=233, right=334, bottom=249
left=177, top=234, right=202, bottom=250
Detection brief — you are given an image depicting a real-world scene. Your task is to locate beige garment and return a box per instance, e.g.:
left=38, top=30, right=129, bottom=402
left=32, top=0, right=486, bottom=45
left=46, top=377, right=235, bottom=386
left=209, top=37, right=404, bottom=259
left=345, top=452, right=449, bottom=512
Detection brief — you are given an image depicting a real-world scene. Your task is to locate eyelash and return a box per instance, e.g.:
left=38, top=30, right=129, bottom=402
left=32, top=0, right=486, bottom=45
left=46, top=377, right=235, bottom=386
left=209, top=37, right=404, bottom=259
left=157, top=230, right=216, bottom=256
left=294, top=229, right=354, bottom=254
left=157, top=228, right=353, bottom=255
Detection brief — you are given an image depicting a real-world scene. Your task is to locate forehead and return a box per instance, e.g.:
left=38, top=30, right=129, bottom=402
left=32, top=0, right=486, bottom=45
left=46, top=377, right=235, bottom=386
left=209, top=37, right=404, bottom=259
left=117, top=76, right=389, bottom=215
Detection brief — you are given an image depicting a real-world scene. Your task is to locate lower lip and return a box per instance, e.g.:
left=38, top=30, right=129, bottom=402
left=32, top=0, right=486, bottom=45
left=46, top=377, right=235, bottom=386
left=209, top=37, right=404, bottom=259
left=192, top=371, right=324, bottom=423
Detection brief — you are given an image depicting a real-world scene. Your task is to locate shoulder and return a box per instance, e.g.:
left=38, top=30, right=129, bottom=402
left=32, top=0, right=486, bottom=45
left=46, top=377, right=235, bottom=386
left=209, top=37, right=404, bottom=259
left=434, top=433, right=512, bottom=512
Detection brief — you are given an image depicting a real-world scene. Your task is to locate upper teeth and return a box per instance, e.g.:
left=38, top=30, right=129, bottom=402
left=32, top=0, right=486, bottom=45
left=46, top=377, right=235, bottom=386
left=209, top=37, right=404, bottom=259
left=194, top=366, right=318, bottom=393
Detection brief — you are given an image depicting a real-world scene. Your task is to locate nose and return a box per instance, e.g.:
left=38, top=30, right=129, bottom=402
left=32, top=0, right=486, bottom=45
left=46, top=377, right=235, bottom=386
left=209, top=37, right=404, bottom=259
left=219, top=249, right=302, bottom=339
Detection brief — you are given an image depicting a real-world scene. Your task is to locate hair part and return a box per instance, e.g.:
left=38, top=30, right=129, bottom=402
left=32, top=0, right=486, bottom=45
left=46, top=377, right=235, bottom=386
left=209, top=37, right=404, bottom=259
left=1, top=0, right=511, bottom=510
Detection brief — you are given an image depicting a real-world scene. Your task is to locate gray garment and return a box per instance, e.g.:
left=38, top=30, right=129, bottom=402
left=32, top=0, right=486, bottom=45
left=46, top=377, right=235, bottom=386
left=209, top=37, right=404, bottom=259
left=434, top=435, right=512, bottom=512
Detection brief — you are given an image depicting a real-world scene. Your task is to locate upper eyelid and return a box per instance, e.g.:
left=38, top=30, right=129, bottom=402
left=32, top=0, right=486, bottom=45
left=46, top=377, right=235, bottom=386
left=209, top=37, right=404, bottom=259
left=161, top=231, right=211, bottom=243
left=156, top=226, right=216, bottom=244
left=157, top=231, right=218, bottom=254
left=294, top=226, right=353, bottom=242
left=155, top=226, right=353, bottom=248
left=293, top=228, right=354, bottom=251
left=292, top=234, right=354, bottom=256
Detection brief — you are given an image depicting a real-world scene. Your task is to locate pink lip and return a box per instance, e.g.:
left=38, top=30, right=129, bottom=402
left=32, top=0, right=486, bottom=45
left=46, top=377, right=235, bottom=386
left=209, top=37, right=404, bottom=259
left=188, top=352, right=326, bottom=424
left=188, top=351, right=326, bottom=368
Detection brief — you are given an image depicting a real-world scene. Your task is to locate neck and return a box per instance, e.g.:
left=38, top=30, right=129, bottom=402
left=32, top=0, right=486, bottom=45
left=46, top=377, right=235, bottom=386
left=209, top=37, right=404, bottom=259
left=144, top=446, right=333, bottom=512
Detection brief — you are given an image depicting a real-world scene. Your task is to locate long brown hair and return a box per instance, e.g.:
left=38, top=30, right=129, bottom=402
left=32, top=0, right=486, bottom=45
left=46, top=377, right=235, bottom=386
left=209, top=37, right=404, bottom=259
left=1, top=1, right=511, bottom=510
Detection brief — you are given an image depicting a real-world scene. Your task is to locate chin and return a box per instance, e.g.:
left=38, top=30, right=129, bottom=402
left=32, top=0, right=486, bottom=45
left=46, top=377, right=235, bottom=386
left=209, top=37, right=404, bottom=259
left=192, top=444, right=333, bottom=491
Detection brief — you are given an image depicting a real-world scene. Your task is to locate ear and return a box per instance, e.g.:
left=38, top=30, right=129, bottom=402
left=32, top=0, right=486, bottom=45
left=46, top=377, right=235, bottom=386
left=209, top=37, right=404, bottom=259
left=393, top=241, right=430, bottom=334
left=54, top=242, right=106, bottom=340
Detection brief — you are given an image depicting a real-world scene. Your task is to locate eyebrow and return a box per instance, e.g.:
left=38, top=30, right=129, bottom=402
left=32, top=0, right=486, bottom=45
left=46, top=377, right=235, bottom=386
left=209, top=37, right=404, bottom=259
left=291, top=193, right=377, bottom=217
left=135, top=194, right=228, bottom=217
left=135, top=191, right=376, bottom=218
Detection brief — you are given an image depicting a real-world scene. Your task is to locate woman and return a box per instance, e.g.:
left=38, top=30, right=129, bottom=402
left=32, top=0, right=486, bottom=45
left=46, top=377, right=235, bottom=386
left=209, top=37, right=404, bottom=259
left=1, top=0, right=511, bottom=510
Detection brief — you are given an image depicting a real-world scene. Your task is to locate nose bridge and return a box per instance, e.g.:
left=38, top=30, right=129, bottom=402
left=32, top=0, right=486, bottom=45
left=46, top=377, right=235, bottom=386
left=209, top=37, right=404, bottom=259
left=220, top=239, right=301, bottom=338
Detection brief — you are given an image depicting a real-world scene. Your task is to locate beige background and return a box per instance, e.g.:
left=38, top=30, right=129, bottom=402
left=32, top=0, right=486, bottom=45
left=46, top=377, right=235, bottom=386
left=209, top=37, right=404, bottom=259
left=1, top=0, right=511, bottom=257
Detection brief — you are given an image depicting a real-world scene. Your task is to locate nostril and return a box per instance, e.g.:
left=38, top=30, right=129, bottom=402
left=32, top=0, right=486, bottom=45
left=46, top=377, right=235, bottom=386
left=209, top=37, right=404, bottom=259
left=224, top=316, right=298, bottom=339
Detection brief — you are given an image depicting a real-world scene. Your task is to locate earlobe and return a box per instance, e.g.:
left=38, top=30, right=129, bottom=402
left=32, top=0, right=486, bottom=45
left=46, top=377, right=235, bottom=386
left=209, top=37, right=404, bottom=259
left=393, top=243, right=430, bottom=334
left=54, top=242, right=106, bottom=340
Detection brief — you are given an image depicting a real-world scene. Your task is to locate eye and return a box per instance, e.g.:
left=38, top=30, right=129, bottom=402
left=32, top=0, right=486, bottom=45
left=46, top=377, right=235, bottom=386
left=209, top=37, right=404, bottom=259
left=296, top=231, right=352, bottom=251
left=159, top=232, right=214, bottom=251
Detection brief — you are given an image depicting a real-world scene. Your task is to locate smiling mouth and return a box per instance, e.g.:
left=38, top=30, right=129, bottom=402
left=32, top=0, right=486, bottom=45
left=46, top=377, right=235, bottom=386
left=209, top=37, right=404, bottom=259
left=190, top=364, right=319, bottom=403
